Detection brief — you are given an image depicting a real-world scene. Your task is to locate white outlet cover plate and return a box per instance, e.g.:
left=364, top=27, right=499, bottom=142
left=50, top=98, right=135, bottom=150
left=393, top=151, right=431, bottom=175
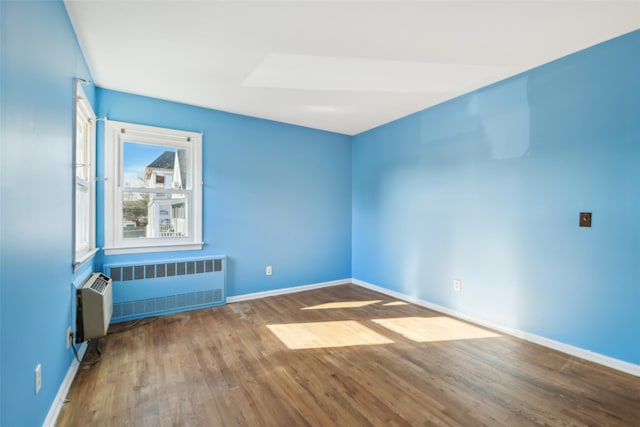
left=35, top=364, right=42, bottom=394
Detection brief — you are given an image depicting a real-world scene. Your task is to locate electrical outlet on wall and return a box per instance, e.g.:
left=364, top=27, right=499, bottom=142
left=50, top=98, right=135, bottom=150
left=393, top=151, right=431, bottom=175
left=35, top=364, right=42, bottom=395
left=67, top=326, right=73, bottom=348
left=453, top=279, right=461, bottom=292
left=266, top=265, right=272, bottom=276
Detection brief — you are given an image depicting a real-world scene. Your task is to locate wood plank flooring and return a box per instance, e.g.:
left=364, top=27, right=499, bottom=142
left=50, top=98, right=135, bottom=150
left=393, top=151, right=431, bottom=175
left=57, top=284, right=640, bottom=426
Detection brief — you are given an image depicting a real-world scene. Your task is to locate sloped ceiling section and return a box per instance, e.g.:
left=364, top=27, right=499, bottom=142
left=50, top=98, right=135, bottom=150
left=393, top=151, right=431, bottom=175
left=64, top=1, right=640, bottom=135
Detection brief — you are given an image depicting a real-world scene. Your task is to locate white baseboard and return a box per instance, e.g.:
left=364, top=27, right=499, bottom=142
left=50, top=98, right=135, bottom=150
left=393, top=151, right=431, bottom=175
left=43, top=343, right=88, bottom=427
left=352, top=278, right=640, bottom=377
left=227, top=278, right=351, bottom=303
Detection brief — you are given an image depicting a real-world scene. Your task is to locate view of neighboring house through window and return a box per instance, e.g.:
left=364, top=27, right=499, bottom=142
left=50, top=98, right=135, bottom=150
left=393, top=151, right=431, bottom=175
left=104, top=120, right=203, bottom=255
left=122, top=143, right=188, bottom=239
left=74, top=82, right=97, bottom=268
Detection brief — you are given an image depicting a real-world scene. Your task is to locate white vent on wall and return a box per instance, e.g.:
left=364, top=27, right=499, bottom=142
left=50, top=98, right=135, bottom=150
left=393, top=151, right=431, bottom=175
left=76, top=273, right=113, bottom=342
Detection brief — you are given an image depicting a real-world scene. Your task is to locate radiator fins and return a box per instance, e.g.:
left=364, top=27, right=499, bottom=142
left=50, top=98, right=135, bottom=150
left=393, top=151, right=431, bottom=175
left=108, top=258, right=221, bottom=282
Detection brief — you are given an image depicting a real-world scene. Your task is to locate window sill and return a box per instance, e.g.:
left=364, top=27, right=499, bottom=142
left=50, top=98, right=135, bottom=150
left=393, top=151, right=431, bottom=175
left=73, top=248, right=99, bottom=272
left=103, top=242, right=204, bottom=256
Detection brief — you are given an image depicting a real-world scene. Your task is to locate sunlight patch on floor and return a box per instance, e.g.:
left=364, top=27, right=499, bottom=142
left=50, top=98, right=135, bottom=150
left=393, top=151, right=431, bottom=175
left=267, top=321, right=394, bottom=349
left=372, top=316, right=500, bottom=342
left=382, top=301, right=408, bottom=306
left=302, top=300, right=382, bottom=310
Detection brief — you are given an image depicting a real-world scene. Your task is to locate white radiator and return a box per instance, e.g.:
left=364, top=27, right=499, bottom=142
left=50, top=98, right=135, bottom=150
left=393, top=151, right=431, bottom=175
left=76, top=272, right=113, bottom=342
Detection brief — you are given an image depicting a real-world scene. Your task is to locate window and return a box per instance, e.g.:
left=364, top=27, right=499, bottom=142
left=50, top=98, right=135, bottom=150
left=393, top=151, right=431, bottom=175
left=74, top=82, right=97, bottom=269
left=104, top=120, right=203, bottom=255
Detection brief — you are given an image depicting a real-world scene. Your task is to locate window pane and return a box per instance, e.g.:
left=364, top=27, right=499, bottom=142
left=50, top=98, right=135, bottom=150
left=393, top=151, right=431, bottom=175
left=123, top=142, right=188, bottom=189
left=75, top=185, right=89, bottom=249
left=76, top=115, right=87, bottom=180
left=122, top=191, right=188, bottom=239
left=74, top=84, right=96, bottom=263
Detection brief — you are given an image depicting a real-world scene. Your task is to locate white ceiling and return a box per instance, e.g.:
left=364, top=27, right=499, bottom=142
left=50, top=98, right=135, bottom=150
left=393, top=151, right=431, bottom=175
left=64, top=1, right=640, bottom=136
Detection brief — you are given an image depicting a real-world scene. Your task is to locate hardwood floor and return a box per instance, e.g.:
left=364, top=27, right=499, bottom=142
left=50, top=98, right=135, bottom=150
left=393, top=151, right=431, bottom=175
left=57, top=284, right=639, bottom=426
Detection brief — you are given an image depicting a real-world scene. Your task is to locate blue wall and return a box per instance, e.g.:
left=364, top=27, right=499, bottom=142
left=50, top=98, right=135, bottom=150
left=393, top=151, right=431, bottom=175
left=1, top=2, right=637, bottom=425
left=352, top=30, right=640, bottom=365
left=94, top=89, right=352, bottom=297
left=0, top=1, right=95, bottom=425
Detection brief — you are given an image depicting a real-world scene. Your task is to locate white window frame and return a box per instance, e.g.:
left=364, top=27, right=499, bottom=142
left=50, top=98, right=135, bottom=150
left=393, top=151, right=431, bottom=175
left=74, top=83, right=97, bottom=269
left=104, top=120, right=203, bottom=255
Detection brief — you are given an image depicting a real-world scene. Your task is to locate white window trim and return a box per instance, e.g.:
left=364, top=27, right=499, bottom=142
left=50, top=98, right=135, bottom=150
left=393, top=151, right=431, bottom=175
left=74, top=83, right=97, bottom=270
left=104, top=120, right=203, bottom=255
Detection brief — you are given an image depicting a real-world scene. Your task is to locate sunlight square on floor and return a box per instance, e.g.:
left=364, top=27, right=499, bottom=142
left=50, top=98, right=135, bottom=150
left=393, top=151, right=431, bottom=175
left=301, top=300, right=382, bottom=310
left=267, top=320, right=394, bottom=349
left=372, top=316, right=500, bottom=342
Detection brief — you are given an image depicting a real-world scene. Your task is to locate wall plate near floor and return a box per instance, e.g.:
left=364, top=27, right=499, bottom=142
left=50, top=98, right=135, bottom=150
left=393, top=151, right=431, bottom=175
left=35, top=364, right=42, bottom=395
left=453, top=279, right=461, bottom=292
left=67, top=326, right=73, bottom=348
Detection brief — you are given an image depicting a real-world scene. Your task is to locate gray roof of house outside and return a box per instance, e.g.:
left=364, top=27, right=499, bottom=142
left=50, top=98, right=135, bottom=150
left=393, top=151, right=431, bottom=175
left=147, top=151, right=175, bottom=169
left=146, top=149, right=188, bottom=188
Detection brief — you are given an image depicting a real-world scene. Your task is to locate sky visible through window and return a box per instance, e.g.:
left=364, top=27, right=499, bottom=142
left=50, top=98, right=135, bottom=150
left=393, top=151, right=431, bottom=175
left=123, top=141, right=175, bottom=187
